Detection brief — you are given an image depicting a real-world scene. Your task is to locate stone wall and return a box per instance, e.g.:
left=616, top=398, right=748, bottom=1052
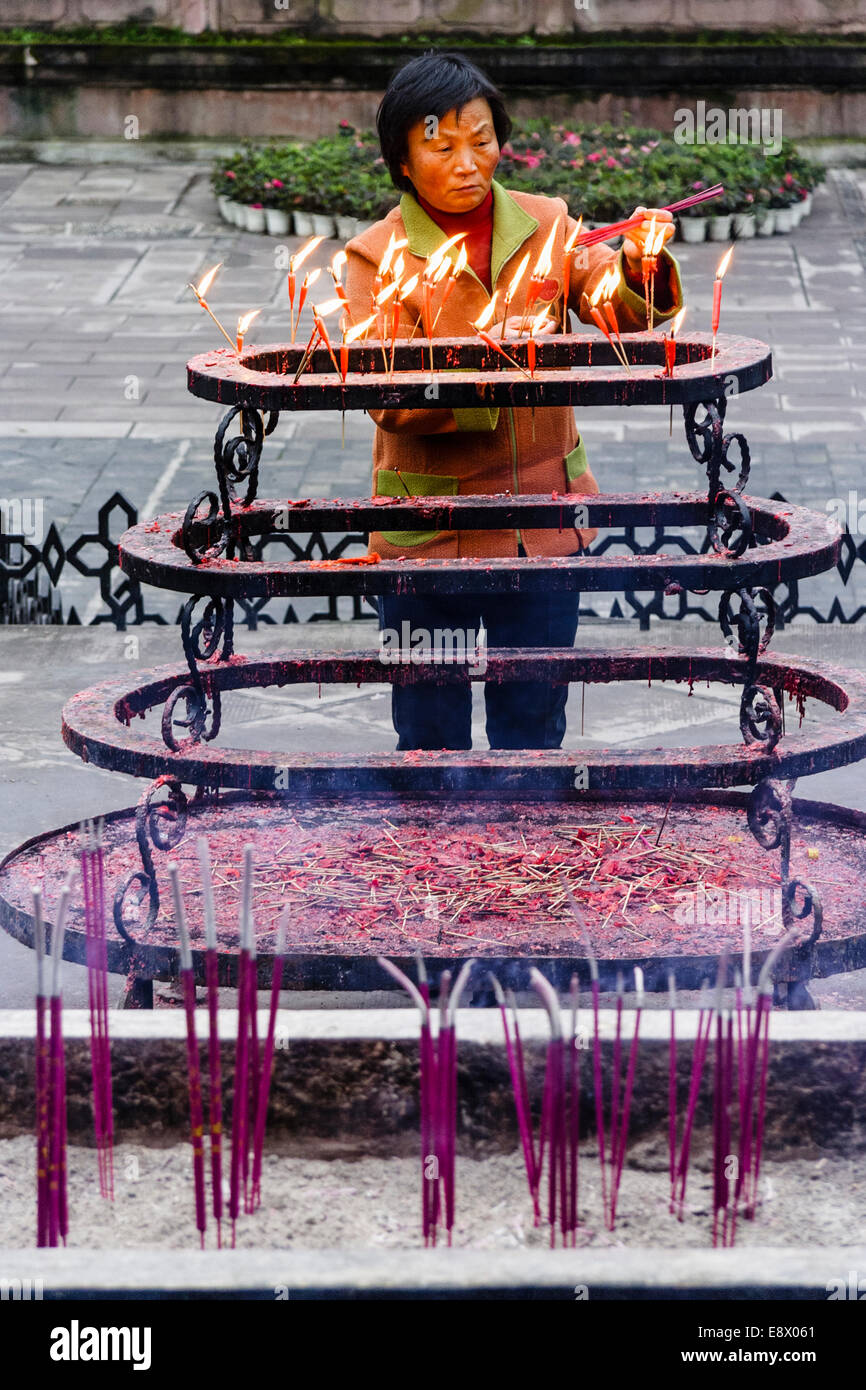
left=1, top=0, right=865, bottom=38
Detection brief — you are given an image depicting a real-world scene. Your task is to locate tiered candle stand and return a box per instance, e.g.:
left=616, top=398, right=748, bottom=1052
left=3, top=332, right=865, bottom=1009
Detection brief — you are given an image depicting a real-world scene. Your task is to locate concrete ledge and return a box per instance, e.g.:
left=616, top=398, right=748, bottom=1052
left=2, top=1244, right=863, bottom=1299
left=1, top=1010, right=864, bottom=1156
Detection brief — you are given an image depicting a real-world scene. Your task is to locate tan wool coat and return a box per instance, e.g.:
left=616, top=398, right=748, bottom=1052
left=344, top=179, right=684, bottom=560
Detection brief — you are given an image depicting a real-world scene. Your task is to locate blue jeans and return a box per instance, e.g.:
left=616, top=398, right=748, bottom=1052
left=376, top=547, right=581, bottom=750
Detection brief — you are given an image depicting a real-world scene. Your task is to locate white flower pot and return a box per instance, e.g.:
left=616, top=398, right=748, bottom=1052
left=756, top=209, right=776, bottom=237
left=264, top=207, right=290, bottom=235
left=788, top=201, right=804, bottom=227
left=678, top=217, right=707, bottom=243
left=244, top=205, right=266, bottom=233
left=335, top=214, right=357, bottom=240
left=732, top=212, right=757, bottom=239
left=800, top=192, right=813, bottom=216
left=292, top=210, right=315, bottom=236
left=773, top=206, right=796, bottom=234
left=310, top=213, right=336, bottom=238
left=352, top=218, right=375, bottom=235
left=217, top=195, right=233, bottom=223
left=228, top=200, right=244, bottom=227
left=708, top=214, right=732, bottom=241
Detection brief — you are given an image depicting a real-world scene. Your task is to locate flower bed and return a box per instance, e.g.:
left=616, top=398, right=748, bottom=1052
left=212, top=118, right=823, bottom=239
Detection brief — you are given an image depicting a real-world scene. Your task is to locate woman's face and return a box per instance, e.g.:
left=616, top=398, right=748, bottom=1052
left=399, top=97, right=500, bottom=214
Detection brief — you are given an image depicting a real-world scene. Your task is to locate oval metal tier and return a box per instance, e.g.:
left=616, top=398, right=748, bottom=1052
left=1, top=789, right=864, bottom=994
left=187, top=331, right=771, bottom=411
left=118, top=493, right=839, bottom=598
left=61, top=647, right=866, bottom=793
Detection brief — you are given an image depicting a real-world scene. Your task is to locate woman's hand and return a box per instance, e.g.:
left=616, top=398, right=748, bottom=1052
left=494, top=314, right=559, bottom=339
left=622, top=206, right=675, bottom=274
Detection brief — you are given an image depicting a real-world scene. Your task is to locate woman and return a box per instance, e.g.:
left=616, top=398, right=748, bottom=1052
left=345, top=52, right=683, bottom=751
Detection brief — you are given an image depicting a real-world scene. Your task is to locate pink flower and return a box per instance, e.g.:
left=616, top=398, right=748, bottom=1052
left=225, top=170, right=236, bottom=179
left=271, top=178, right=284, bottom=188
left=250, top=202, right=263, bottom=209
left=648, top=140, right=660, bottom=148
left=605, top=156, right=619, bottom=168
left=563, top=132, right=581, bottom=146
left=339, top=119, right=350, bottom=128
left=525, top=154, right=541, bottom=169
left=784, top=172, right=794, bottom=186
left=639, top=144, right=651, bottom=153
left=587, top=151, right=602, bottom=164
left=692, top=180, right=705, bottom=190
left=746, top=191, right=754, bottom=203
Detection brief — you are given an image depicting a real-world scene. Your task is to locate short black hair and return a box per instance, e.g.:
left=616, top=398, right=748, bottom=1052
left=377, top=51, right=511, bottom=194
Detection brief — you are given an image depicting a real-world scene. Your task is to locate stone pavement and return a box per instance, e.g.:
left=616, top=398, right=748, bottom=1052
left=1, top=158, right=866, bottom=621
left=1, top=157, right=866, bottom=1009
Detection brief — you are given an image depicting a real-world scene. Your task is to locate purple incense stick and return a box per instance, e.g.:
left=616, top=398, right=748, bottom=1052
left=94, top=822, right=114, bottom=1202
left=668, top=971, right=677, bottom=1209
left=48, top=875, right=73, bottom=1248
left=675, top=980, right=712, bottom=1221
left=169, top=864, right=207, bottom=1249
left=251, top=908, right=288, bottom=1212
left=377, top=954, right=433, bottom=1246
left=197, top=837, right=223, bottom=1247
left=443, top=959, right=473, bottom=1247
left=80, top=826, right=104, bottom=1198
left=509, top=991, right=539, bottom=1221
left=229, top=845, right=255, bottom=1245
left=610, top=968, right=644, bottom=1229
left=588, top=955, right=607, bottom=1223
left=33, top=889, right=50, bottom=1248
left=567, top=975, right=580, bottom=1246
left=491, top=975, right=538, bottom=1220
left=530, top=969, right=567, bottom=1248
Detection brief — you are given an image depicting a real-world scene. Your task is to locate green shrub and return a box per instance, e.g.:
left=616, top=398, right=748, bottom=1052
left=214, top=120, right=821, bottom=224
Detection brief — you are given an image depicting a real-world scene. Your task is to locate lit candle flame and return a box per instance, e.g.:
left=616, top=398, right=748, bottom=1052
left=452, top=244, right=468, bottom=277
left=473, top=291, right=499, bottom=332
left=345, top=314, right=376, bottom=344
left=650, top=223, right=667, bottom=257
left=531, top=305, right=551, bottom=334
left=670, top=307, right=686, bottom=337
left=302, top=266, right=322, bottom=292
left=330, top=250, right=348, bottom=284
left=433, top=258, right=451, bottom=285
left=564, top=218, right=583, bottom=255
left=424, top=232, right=466, bottom=282
left=532, top=217, right=560, bottom=281
left=194, top=263, right=222, bottom=300
left=235, top=308, right=261, bottom=352
left=378, top=234, right=409, bottom=279
left=374, top=280, right=400, bottom=308
left=312, top=297, right=344, bottom=318
left=715, top=245, right=734, bottom=280
left=392, top=252, right=406, bottom=283
left=506, top=252, right=531, bottom=303
left=399, top=273, right=419, bottom=299
left=236, top=308, right=261, bottom=337
left=291, top=236, right=325, bottom=272
left=644, top=216, right=657, bottom=256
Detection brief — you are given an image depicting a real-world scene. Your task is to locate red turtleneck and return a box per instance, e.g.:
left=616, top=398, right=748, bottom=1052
left=416, top=188, right=494, bottom=292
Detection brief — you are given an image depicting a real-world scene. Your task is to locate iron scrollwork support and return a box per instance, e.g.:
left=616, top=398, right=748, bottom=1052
left=160, top=594, right=233, bottom=752
left=746, top=776, right=823, bottom=1007
left=718, top=585, right=781, bottom=751
left=180, top=404, right=280, bottom=564
left=113, top=776, right=190, bottom=941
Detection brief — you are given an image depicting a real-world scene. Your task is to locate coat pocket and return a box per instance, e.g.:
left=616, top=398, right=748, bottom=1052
left=375, top=469, right=459, bottom=547
left=564, top=438, right=589, bottom=485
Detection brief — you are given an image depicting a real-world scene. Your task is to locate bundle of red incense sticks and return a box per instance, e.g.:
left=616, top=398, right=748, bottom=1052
left=33, top=875, right=73, bottom=1248
left=163, top=841, right=288, bottom=1249
left=378, top=954, right=474, bottom=1247
left=79, top=820, right=114, bottom=1200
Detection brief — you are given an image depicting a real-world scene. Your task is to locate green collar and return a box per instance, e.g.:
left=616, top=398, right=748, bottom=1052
left=399, top=179, right=539, bottom=289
